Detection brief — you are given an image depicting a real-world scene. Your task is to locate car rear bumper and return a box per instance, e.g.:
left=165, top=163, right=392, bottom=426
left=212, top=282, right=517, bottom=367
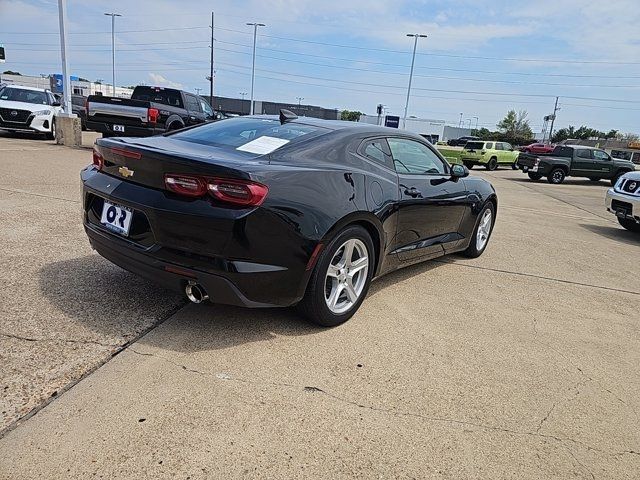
left=86, top=120, right=163, bottom=137
left=606, top=188, right=640, bottom=223
left=81, top=167, right=313, bottom=307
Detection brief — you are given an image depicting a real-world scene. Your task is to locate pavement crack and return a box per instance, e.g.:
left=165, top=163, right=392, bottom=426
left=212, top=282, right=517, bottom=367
left=431, top=259, right=640, bottom=297
left=135, top=350, right=639, bottom=459
left=0, top=332, right=117, bottom=348
left=0, top=187, right=80, bottom=204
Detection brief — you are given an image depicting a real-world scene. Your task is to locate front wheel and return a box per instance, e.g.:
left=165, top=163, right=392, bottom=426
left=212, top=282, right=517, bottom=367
left=547, top=168, right=565, bottom=184
left=45, top=119, right=56, bottom=140
left=463, top=202, right=495, bottom=258
left=528, top=172, right=543, bottom=181
left=486, top=157, right=498, bottom=171
left=618, top=217, right=640, bottom=232
left=298, top=226, right=374, bottom=327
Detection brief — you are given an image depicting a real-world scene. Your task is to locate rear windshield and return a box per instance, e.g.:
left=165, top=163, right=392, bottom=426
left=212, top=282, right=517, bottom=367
left=171, top=117, right=330, bottom=154
left=465, top=141, right=485, bottom=150
left=0, top=87, right=49, bottom=105
left=132, top=86, right=183, bottom=107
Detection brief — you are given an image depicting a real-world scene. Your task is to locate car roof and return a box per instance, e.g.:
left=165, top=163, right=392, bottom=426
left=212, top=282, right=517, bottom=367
left=2, top=85, right=49, bottom=92
left=563, top=145, right=603, bottom=150
left=244, top=114, right=416, bottom=136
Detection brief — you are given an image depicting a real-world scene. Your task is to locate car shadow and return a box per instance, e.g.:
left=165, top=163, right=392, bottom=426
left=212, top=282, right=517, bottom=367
left=38, top=253, right=447, bottom=353
left=579, top=223, right=640, bottom=246
left=507, top=177, right=611, bottom=187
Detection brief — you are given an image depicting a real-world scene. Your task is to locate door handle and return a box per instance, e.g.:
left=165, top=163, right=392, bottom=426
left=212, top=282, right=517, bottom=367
left=404, top=187, right=422, bottom=198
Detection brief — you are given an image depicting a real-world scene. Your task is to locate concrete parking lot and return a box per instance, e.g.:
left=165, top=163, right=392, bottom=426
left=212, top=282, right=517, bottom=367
left=0, top=132, right=638, bottom=479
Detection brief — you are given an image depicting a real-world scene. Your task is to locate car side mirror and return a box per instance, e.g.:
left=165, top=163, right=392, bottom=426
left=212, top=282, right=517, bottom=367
left=451, top=163, right=469, bottom=179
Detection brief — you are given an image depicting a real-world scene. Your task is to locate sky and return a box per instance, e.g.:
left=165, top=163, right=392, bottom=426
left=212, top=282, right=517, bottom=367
left=1, top=0, right=639, bottom=135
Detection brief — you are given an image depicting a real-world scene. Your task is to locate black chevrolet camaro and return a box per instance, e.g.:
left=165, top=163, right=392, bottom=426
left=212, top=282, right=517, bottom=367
left=81, top=112, right=497, bottom=326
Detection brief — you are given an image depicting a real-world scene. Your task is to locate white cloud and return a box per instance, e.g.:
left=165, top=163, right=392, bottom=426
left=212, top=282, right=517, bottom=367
left=148, top=73, right=183, bottom=89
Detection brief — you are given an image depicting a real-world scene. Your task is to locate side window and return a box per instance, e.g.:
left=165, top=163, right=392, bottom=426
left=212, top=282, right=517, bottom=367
left=361, top=139, right=393, bottom=169
left=387, top=138, right=447, bottom=175
left=167, top=92, right=184, bottom=108
left=184, top=95, right=201, bottom=113
left=593, top=150, right=609, bottom=161
left=485, top=142, right=493, bottom=149
left=200, top=99, right=214, bottom=117
left=504, top=143, right=513, bottom=151
left=495, top=143, right=504, bottom=151
left=576, top=149, right=592, bottom=159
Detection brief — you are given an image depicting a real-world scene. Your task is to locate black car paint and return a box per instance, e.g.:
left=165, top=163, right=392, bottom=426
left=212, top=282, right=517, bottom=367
left=82, top=116, right=496, bottom=308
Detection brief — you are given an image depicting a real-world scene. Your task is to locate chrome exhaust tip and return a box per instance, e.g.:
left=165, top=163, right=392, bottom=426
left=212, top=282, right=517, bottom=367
left=185, top=281, right=209, bottom=304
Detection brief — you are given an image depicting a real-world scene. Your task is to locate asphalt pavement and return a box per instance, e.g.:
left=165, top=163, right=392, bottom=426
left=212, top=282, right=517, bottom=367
left=0, top=131, right=638, bottom=479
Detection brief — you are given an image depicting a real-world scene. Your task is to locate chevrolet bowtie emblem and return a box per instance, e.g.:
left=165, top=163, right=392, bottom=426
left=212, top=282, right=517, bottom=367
left=118, top=166, right=134, bottom=178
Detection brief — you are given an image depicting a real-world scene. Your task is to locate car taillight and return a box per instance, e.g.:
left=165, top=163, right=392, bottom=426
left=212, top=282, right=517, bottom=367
left=207, top=178, right=269, bottom=206
left=164, top=174, right=206, bottom=197
left=92, top=148, right=104, bottom=170
left=148, top=108, right=159, bottom=124
left=164, top=174, right=268, bottom=206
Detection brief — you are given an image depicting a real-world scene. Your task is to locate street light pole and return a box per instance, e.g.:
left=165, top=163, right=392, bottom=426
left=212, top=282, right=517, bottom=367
left=473, top=116, right=479, bottom=132
left=296, top=96, right=304, bottom=114
left=458, top=113, right=463, bottom=127
left=104, top=12, right=121, bottom=96
left=246, top=22, right=265, bottom=115
left=403, top=33, right=427, bottom=129
left=57, top=0, right=72, bottom=117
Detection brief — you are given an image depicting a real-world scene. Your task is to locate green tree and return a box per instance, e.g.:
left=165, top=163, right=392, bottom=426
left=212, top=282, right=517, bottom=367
left=2, top=70, right=21, bottom=75
left=340, top=110, right=363, bottom=122
left=497, top=110, right=533, bottom=142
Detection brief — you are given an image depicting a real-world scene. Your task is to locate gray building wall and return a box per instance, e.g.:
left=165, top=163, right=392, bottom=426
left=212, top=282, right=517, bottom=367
left=206, top=96, right=339, bottom=120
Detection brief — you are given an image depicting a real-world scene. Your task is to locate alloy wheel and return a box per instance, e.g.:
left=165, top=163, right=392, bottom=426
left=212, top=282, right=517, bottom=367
left=476, top=209, right=492, bottom=251
left=324, top=238, right=369, bottom=314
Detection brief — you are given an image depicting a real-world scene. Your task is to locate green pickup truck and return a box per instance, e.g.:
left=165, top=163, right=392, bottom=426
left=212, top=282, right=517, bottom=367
left=460, top=141, right=520, bottom=170
left=516, top=145, right=636, bottom=185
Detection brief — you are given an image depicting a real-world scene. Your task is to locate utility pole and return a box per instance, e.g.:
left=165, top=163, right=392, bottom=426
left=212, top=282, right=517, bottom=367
left=246, top=22, right=265, bottom=115
left=104, top=12, right=121, bottom=96
left=296, top=96, right=304, bottom=114
left=458, top=112, right=463, bottom=127
left=403, top=33, right=427, bottom=129
left=547, top=96, right=560, bottom=144
left=209, top=12, right=214, bottom=106
left=473, top=116, right=479, bottom=132
left=194, top=88, right=202, bottom=95
left=57, top=0, right=72, bottom=117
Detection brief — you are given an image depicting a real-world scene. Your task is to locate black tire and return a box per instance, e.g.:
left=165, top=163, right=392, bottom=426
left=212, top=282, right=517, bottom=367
left=463, top=161, right=474, bottom=170
left=167, top=122, right=184, bottom=132
left=588, top=178, right=600, bottom=182
left=45, top=119, right=56, bottom=140
left=547, top=168, right=565, bottom=184
left=618, top=217, right=640, bottom=232
left=528, top=172, right=543, bottom=181
left=463, top=202, right=495, bottom=258
left=298, top=225, right=374, bottom=327
left=486, top=157, right=498, bottom=171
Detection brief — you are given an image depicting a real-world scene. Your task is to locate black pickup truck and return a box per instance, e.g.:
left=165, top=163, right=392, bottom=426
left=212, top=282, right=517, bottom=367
left=86, top=86, right=218, bottom=138
left=517, top=145, right=636, bottom=185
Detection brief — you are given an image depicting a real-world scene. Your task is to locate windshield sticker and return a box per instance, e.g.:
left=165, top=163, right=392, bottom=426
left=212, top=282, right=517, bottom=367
left=236, top=136, right=290, bottom=155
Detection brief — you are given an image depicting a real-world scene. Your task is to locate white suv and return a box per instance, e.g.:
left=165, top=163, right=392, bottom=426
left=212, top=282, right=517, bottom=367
left=606, top=171, right=640, bottom=232
left=0, top=85, right=63, bottom=139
